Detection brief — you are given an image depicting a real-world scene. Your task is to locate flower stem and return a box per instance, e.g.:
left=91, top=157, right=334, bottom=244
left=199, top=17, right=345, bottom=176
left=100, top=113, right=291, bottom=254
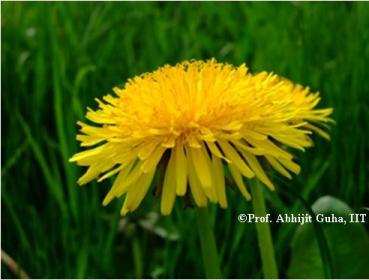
left=132, top=237, right=143, bottom=278
left=250, top=179, right=278, bottom=279
left=195, top=207, right=222, bottom=278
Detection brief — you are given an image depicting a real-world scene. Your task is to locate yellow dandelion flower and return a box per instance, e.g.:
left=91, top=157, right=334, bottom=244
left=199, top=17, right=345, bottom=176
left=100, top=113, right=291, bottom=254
left=70, top=59, right=332, bottom=215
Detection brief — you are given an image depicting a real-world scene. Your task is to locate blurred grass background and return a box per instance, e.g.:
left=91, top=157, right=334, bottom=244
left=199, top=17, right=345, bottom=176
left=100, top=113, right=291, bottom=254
left=1, top=2, right=369, bottom=278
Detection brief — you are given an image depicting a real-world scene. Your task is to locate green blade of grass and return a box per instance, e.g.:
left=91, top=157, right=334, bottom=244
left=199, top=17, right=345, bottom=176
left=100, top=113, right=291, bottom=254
left=16, top=111, right=67, bottom=216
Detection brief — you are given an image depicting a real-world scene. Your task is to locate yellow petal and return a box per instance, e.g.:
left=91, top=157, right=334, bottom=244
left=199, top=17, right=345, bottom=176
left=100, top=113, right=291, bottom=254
left=188, top=146, right=212, bottom=188
left=212, top=156, right=227, bottom=208
left=161, top=152, right=177, bottom=215
left=121, top=169, right=156, bottom=215
left=97, top=165, right=123, bottom=182
left=278, top=158, right=301, bottom=175
left=206, top=141, right=230, bottom=163
left=228, top=163, right=251, bottom=200
left=218, top=140, right=254, bottom=178
left=174, top=143, right=188, bottom=196
left=102, top=161, right=134, bottom=205
left=114, top=161, right=144, bottom=197
left=77, top=160, right=114, bottom=185
left=232, top=139, right=264, bottom=156
left=187, top=134, right=201, bottom=148
left=138, top=141, right=159, bottom=160
left=265, top=155, right=292, bottom=179
left=186, top=147, right=207, bottom=207
left=241, top=128, right=268, bottom=140
left=304, top=123, right=331, bottom=140
left=245, top=137, right=293, bottom=160
left=272, top=134, right=308, bottom=151
left=141, top=146, right=166, bottom=173
left=70, top=143, right=109, bottom=164
left=76, top=134, right=107, bottom=147
left=242, top=150, right=275, bottom=191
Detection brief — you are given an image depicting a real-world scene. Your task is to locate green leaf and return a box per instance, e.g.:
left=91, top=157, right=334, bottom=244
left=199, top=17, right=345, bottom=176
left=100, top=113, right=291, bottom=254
left=288, top=196, right=369, bottom=278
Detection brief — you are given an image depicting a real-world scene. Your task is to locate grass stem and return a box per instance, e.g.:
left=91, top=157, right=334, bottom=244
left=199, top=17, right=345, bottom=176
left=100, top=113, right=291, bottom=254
left=132, top=237, right=143, bottom=278
left=195, top=207, right=222, bottom=278
left=250, top=180, right=278, bottom=279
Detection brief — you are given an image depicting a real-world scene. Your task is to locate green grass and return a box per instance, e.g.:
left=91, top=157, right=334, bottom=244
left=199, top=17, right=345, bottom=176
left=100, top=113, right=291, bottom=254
left=2, top=2, right=369, bottom=278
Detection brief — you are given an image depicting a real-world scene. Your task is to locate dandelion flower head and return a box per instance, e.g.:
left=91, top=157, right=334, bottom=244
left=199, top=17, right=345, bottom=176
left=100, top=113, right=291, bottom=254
left=70, top=59, right=332, bottom=215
